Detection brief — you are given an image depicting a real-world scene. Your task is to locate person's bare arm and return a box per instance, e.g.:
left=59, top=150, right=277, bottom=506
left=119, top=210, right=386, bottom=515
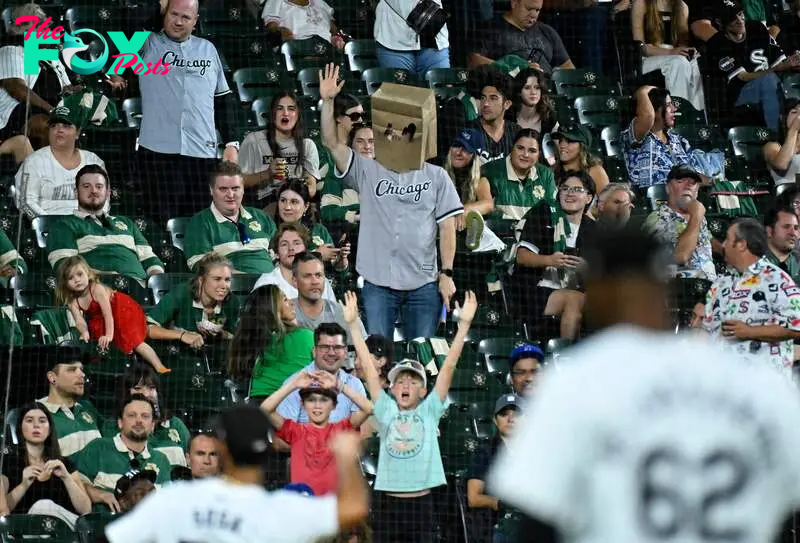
left=242, top=170, right=272, bottom=188
left=558, top=59, right=576, bottom=69
left=265, top=21, right=295, bottom=41
left=93, top=285, right=115, bottom=348
left=434, top=292, right=477, bottom=401
left=260, top=373, right=314, bottom=430
left=320, top=63, right=352, bottom=175
left=468, top=53, right=494, bottom=69
left=0, top=79, right=52, bottom=112
left=589, top=164, right=609, bottom=194
left=464, top=177, right=494, bottom=216
left=83, top=482, right=121, bottom=513
left=341, top=383, right=373, bottom=428
left=329, top=432, right=369, bottom=530
left=632, top=85, right=656, bottom=141
left=467, top=479, right=499, bottom=510
left=304, top=172, right=318, bottom=198
left=673, top=201, right=704, bottom=265
left=68, top=300, right=90, bottom=340
left=690, top=20, right=717, bottom=42
left=341, top=292, right=383, bottom=402
left=439, top=217, right=457, bottom=309
left=676, top=1, right=691, bottom=45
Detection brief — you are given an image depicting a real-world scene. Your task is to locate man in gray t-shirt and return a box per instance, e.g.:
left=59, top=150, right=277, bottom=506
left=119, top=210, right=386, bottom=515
left=319, top=64, right=463, bottom=340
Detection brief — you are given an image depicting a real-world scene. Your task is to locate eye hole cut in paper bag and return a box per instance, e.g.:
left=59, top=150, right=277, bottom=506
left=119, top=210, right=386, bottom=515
left=371, top=83, right=437, bottom=172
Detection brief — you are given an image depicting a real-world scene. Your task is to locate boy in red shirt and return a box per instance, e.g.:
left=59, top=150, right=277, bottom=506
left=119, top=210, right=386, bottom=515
left=261, top=370, right=372, bottom=495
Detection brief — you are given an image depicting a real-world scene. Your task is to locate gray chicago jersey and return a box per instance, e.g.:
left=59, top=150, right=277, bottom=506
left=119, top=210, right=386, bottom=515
left=337, top=151, right=463, bottom=290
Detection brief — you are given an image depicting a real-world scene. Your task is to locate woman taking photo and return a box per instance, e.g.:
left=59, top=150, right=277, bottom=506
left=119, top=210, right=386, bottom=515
left=240, top=91, right=320, bottom=204
left=513, top=68, right=558, bottom=135
left=764, top=99, right=800, bottom=186
left=274, top=179, right=350, bottom=270
left=631, top=0, right=705, bottom=111
left=552, top=125, right=609, bottom=197
left=253, top=222, right=337, bottom=302
left=228, top=284, right=314, bottom=403
left=1, top=402, right=91, bottom=526
left=147, top=253, right=240, bottom=348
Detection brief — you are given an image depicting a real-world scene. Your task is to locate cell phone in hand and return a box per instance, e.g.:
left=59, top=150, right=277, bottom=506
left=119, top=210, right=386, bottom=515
left=338, top=233, right=348, bottom=247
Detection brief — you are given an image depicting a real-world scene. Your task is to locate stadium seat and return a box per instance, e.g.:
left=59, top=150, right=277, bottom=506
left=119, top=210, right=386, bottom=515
left=551, top=68, right=619, bottom=100
left=230, top=274, right=260, bottom=305
left=297, top=68, right=322, bottom=100
left=233, top=68, right=285, bottom=104
left=0, top=514, right=77, bottom=543
left=121, top=98, right=142, bottom=129
left=4, top=406, right=20, bottom=446
left=424, top=68, right=469, bottom=100
left=783, top=73, right=800, bottom=100
left=212, top=33, right=281, bottom=72
left=166, top=217, right=190, bottom=253
left=477, top=337, right=529, bottom=374
left=671, top=96, right=706, bottom=126
left=646, top=184, right=667, bottom=211
left=600, top=125, right=622, bottom=157
left=199, top=3, right=259, bottom=36
left=75, top=513, right=115, bottom=543
left=104, top=275, right=151, bottom=306
left=727, top=126, right=776, bottom=169
left=672, top=124, right=726, bottom=151
left=65, top=4, right=123, bottom=33
left=574, top=95, right=624, bottom=132
left=362, top=68, right=415, bottom=95
left=250, top=97, right=270, bottom=129
left=344, top=39, right=379, bottom=73
left=148, top=273, right=193, bottom=305
left=11, top=273, right=58, bottom=309
left=281, top=37, right=335, bottom=72
left=31, top=215, right=68, bottom=249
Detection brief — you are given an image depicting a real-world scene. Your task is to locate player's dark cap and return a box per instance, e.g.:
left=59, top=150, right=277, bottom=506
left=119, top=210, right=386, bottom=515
left=213, top=405, right=272, bottom=466
left=114, top=468, right=156, bottom=499
left=509, top=343, right=544, bottom=369
left=299, top=386, right=338, bottom=404
left=581, top=225, right=673, bottom=283
left=667, top=164, right=703, bottom=184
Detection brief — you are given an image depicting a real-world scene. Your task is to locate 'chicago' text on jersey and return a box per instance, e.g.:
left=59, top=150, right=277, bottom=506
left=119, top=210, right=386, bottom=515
left=375, top=179, right=432, bottom=202
left=161, top=52, right=212, bottom=75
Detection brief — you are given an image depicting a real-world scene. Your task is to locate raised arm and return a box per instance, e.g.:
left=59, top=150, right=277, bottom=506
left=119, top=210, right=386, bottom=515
left=316, top=370, right=373, bottom=427
left=632, top=85, right=656, bottom=141
left=341, top=291, right=383, bottom=401
left=320, top=63, right=353, bottom=175
left=434, top=291, right=478, bottom=401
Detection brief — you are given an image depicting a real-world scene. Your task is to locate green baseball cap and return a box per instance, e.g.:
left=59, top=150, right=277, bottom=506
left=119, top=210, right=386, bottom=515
left=553, top=124, right=593, bottom=149
left=48, top=106, right=79, bottom=127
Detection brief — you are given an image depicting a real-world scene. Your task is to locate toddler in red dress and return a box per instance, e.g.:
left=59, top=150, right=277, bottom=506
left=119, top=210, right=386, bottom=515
left=56, top=256, right=170, bottom=374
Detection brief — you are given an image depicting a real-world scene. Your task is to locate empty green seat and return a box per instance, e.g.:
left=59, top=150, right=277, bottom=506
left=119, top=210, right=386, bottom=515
left=728, top=125, right=776, bottom=168
left=121, top=98, right=141, bottom=129
left=166, top=217, right=190, bottom=253
left=297, top=68, right=322, bottom=100
left=0, top=515, right=78, bottom=543
left=233, top=67, right=285, bottom=104
left=75, top=513, right=115, bottom=543
left=147, top=273, right=193, bottom=305
left=362, top=68, right=414, bottom=95
left=551, top=68, right=619, bottom=100
left=281, top=37, right=335, bottom=72
left=574, top=95, right=624, bottom=132
left=424, top=68, right=469, bottom=100
left=344, top=39, right=378, bottom=72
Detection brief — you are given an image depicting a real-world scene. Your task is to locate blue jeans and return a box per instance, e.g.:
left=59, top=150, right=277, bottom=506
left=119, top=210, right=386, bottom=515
left=376, top=44, right=450, bottom=78
left=735, top=72, right=782, bottom=132
left=493, top=527, right=511, bottom=543
left=362, top=280, right=441, bottom=340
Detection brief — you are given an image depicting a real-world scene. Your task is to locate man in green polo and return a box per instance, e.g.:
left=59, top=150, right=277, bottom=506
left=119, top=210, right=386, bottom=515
left=37, top=345, right=102, bottom=458
left=74, top=395, right=171, bottom=513
left=184, top=161, right=276, bottom=274
left=765, top=205, right=800, bottom=283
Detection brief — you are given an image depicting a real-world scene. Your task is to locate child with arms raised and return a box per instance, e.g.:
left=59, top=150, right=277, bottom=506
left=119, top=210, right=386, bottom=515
left=341, top=290, right=478, bottom=543
left=260, top=365, right=372, bottom=496
left=56, top=256, right=169, bottom=374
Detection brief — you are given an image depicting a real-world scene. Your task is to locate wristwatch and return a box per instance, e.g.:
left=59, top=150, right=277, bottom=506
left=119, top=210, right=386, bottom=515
left=439, top=269, right=453, bottom=278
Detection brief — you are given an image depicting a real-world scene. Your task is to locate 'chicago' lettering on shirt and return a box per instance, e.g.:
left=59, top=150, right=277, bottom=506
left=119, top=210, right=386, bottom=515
left=375, top=179, right=432, bottom=202
left=161, top=51, right=213, bottom=75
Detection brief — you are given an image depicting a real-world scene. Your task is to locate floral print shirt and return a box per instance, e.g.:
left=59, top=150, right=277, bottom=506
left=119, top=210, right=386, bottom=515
left=621, top=121, right=703, bottom=188
left=644, top=203, right=717, bottom=280
left=703, top=257, right=800, bottom=376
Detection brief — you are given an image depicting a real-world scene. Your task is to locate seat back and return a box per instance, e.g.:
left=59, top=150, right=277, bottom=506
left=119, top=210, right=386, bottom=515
left=166, top=217, right=190, bottom=253
left=147, top=273, right=193, bottom=306
left=600, top=125, right=622, bottom=157
left=32, top=216, right=69, bottom=249
left=75, top=512, right=115, bottom=543
left=552, top=68, right=619, bottom=100
left=646, top=184, right=667, bottom=211
left=281, top=37, right=334, bottom=72
left=233, top=68, right=283, bottom=104
left=344, top=39, right=379, bottom=73
left=727, top=126, right=776, bottom=168
left=362, top=68, right=414, bottom=95
left=121, top=98, right=142, bottom=129
left=574, top=95, right=624, bottom=131
left=297, top=68, right=322, bottom=100
left=0, top=514, right=78, bottom=543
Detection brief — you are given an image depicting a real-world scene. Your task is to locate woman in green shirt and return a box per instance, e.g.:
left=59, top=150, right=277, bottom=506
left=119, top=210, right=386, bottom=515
left=103, top=364, right=191, bottom=469
left=146, top=253, right=240, bottom=348
left=227, top=284, right=314, bottom=403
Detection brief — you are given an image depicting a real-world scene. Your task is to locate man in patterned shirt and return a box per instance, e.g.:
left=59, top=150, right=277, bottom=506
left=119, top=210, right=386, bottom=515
left=621, top=85, right=708, bottom=188
left=702, top=218, right=800, bottom=377
left=643, top=164, right=719, bottom=280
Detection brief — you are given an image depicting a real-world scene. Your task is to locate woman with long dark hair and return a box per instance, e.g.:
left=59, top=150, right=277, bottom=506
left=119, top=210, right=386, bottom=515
left=240, top=91, right=320, bottom=203
left=513, top=69, right=557, bottom=135
left=1, top=402, right=91, bottom=526
left=104, top=364, right=191, bottom=468
left=228, top=284, right=313, bottom=403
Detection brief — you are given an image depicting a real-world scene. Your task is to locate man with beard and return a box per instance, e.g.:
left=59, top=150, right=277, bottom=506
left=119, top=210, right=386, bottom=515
left=46, top=165, right=164, bottom=283
left=36, top=344, right=102, bottom=459
left=594, top=183, right=634, bottom=228
left=74, top=395, right=171, bottom=513
left=765, top=205, right=800, bottom=284
left=621, top=85, right=708, bottom=188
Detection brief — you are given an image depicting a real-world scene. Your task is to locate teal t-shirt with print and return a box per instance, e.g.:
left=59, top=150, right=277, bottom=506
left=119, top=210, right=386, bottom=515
left=373, top=392, right=450, bottom=493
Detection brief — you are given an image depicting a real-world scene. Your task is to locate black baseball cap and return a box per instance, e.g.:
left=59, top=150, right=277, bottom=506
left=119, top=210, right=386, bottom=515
left=365, top=334, right=394, bottom=361
left=214, top=405, right=272, bottom=466
left=581, top=225, right=673, bottom=284
left=666, top=164, right=703, bottom=184
left=718, top=0, right=744, bottom=25
left=114, top=468, right=156, bottom=499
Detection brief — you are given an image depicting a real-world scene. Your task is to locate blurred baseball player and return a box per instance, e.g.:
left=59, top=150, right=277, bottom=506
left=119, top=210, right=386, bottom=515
left=490, top=225, right=800, bottom=543
left=105, top=405, right=368, bottom=543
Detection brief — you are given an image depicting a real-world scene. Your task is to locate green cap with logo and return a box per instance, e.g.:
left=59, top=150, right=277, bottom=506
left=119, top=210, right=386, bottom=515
left=553, top=124, right=593, bottom=149
left=48, top=106, right=80, bottom=128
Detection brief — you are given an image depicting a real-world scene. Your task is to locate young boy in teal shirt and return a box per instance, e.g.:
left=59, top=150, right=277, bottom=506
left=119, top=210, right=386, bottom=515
left=342, top=290, right=478, bottom=543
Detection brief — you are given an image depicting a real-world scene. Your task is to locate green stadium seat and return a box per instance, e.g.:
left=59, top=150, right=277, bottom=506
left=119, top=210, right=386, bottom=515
left=11, top=273, right=58, bottom=309
left=727, top=126, right=776, bottom=169
left=604, top=156, right=629, bottom=184
left=545, top=338, right=572, bottom=357
left=574, top=95, right=624, bottom=132
left=31, top=215, right=68, bottom=249
left=783, top=73, right=800, bottom=100
left=233, top=68, right=285, bottom=104
left=551, top=68, right=619, bottom=100
left=148, top=273, right=193, bottom=305
left=104, top=274, right=151, bottom=306
left=344, top=39, right=379, bottom=73
left=199, top=4, right=258, bottom=36
left=600, top=125, right=622, bottom=158
left=281, top=38, right=335, bottom=72
left=65, top=5, right=123, bottom=33
left=75, top=513, right=115, bottom=543
left=4, top=406, right=20, bottom=445
left=477, top=337, right=529, bottom=374
left=230, top=274, right=260, bottom=306
left=213, top=33, right=281, bottom=71
left=166, top=217, right=190, bottom=253
left=439, top=410, right=485, bottom=475
left=297, top=68, right=322, bottom=100
left=646, top=184, right=667, bottom=212
left=121, top=98, right=142, bottom=129
left=0, top=514, right=78, bottom=543
left=672, top=124, right=726, bottom=151
left=362, top=68, right=415, bottom=95
left=671, top=96, right=706, bottom=126
left=706, top=213, right=733, bottom=239
left=424, top=68, right=469, bottom=100
left=251, top=97, right=270, bottom=129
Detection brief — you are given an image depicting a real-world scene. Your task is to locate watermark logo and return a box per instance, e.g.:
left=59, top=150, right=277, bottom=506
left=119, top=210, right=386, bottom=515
left=16, top=15, right=170, bottom=76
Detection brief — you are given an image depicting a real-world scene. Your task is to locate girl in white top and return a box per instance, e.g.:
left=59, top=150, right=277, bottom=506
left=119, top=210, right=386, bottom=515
left=764, top=98, right=800, bottom=186
left=253, top=221, right=336, bottom=302
left=262, top=0, right=344, bottom=47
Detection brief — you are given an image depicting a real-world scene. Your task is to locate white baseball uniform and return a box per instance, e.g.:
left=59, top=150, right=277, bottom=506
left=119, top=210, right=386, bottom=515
left=490, top=326, right=800, bottom=543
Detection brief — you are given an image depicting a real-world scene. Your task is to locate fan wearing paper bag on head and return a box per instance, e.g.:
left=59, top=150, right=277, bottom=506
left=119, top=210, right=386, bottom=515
left=319, top=63, right=464, bottom=340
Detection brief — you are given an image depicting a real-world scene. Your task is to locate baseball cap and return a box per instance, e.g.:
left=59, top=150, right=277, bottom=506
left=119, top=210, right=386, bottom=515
left=718, top=0, right=744, bottom=25
left=48, top=106, right=78, bottom=127
left=387, top=359, right=427, bottom=388
left=494, top=393, right=522, bottom=416
left=365, top=334, right=394, bottom=361
left=553, top=124, right=593, bottom=149
left=509, top=343, right=544, bottom=369
left=666, top=164, right=703, bottom=184
left=451, top=128, right=482, bottom=155
left=114, top=468, right=156, bottom=499
left=214, top=405, right=272, bottom=466
left=299, top=386, right=338, bottom=403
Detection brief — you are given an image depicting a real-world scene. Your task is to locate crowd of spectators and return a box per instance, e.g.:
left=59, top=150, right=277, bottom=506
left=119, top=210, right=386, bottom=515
left=2, top=0, right=800, bottom=540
